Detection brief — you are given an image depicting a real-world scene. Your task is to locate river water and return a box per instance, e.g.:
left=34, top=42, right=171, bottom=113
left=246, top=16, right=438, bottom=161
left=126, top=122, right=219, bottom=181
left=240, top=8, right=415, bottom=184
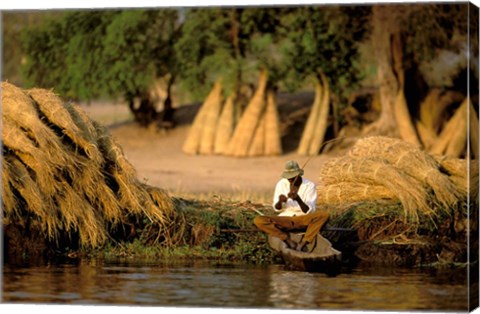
left=2, top=258, right=473, bottom=311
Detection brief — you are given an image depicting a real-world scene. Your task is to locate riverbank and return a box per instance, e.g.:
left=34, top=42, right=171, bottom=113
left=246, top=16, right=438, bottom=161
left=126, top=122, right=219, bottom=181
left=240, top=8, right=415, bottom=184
left=2, top=88, right=477, bottom=271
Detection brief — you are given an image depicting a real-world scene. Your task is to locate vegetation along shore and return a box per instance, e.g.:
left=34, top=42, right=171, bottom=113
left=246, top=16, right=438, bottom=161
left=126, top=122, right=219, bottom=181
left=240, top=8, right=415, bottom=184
left=2, top=82, right=477, bottom=270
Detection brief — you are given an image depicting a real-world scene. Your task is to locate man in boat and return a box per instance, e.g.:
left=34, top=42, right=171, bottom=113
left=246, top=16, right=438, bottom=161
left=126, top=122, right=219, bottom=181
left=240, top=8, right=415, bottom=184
left=253, top=160, right=329, bottom=252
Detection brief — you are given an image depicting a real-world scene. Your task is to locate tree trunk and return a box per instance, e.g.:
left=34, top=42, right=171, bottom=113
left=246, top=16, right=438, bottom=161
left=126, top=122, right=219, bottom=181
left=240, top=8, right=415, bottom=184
left=415, top=120, right=437, bottom=150
left=128, top=91, right=158, bottom=127
left=159, top=75, right=176, bottom=129
left=430, top=98, right=468, bottom=157
left=445, top=100, right=468, bottom=158
left=363, top=7, right=399, bottom=137
left=394, top=85, right=422, bottom=147
left=391, top=32, right=421, bottom=147
left=469, top=99, right=479, bottom=159
left=419, top=89, right=464, bottom=134
left=363, top=7, right=423, bottom=143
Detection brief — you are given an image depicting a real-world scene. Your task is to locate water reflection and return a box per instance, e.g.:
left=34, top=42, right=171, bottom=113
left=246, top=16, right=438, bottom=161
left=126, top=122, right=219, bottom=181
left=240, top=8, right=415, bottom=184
left=2, top=259, right=469, bottom=311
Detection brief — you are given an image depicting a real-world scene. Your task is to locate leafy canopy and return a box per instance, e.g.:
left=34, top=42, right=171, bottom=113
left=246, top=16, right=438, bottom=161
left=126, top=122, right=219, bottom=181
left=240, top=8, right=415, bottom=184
left=22, top=9, right=179, bottom=101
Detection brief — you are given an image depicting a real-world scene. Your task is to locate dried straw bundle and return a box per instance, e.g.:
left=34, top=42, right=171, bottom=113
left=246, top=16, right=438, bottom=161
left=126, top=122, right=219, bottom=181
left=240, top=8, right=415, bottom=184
left=199, top=79, right=223, bottom=155
left=264, top=90, right=282, bottom=156
left=320, top=156, right=434, bottom=222
left=2, top=117, right=63, bottom=196
left=349, top=136, right=462, bottom=209
left=1, top=82, right=174, bottom=247
left=183, top=79, right=223, bottom=155
left=309, top=72, right=331, bottom=155
left=298, top=79, right=322, bottom=155
left=317, top=182, right=396, bottom=205
left=67, top=103, right=100, bottom=140
left=142, top=184, right=176, bottom=222
left=434, top=156, right=479, bottom=201
left=28, top=88, right=103, bottom=164
left=247, top=113, right=266, bottom=157
left=2, top=156, right=50, bottom=225
left=93, top=121, right=173, bottom=224
left=214, top=94, right=236, bottom=154
left=225, top=69, right=268, bottom=157
left=2, top=83, right=67, bottom=160
left=1, top=160, right=18, bottom=220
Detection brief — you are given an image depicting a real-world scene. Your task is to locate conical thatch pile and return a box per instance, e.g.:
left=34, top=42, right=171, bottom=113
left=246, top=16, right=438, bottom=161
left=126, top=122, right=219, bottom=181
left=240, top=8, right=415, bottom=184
left=184, top=70, right=282, bottom=157
left=182, top=78, right=224, bottom=155
left=2, top=82, right=175, bottom=248
left=224, top=69, right=282, bottom=157
left=214, top=94, right=237, bottom=154
left=297, top=72, right=330, bottom=156
left=317, top=136, right=473, bottom=223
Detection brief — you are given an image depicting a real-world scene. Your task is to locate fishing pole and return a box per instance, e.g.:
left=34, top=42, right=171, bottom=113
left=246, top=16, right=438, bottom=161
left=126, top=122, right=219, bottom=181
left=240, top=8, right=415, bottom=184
left=289, top=136, right=346, bottom=192
left=246, top=136, right=347, bottom=215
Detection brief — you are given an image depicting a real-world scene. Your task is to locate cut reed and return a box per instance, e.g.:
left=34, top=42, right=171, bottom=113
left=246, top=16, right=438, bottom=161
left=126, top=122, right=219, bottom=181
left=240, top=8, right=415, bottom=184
left=1, top=82, right=175, bottom=248
left=349, top=136, right=462, bottom=211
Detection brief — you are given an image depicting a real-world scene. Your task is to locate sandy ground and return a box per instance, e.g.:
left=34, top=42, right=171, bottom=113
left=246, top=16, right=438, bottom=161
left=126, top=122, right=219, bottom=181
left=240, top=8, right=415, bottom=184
left=82, top=101, right=336, bottom=202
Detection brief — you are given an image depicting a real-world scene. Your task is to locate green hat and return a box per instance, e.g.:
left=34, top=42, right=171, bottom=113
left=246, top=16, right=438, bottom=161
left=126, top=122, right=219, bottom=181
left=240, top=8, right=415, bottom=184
left=281, top=160, right=304, bottom=179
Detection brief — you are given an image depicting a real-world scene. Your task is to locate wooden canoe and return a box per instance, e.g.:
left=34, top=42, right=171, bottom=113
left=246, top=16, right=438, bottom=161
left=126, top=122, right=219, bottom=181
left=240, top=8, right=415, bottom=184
left=268, top=233, right=342, bottom=273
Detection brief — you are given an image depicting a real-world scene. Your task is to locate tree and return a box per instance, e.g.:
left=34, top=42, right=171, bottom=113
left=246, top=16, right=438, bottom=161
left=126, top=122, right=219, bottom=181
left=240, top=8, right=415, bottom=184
left=177, top=7, right=287, bottom=156
left=174, top=7, right=286, bottom=102
left=278, top=5, right=371, bottom=155
left=2, top=12, right=60, bottom=86
left=364, top=3, right=478, bottom=157
left=21, top=9, right=180, bottom=127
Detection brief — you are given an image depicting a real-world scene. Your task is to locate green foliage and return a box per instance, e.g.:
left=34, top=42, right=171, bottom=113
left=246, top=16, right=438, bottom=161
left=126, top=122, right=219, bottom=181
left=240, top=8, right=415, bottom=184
left=17, top=4, right=471, bottom=116
left=174, top=7, right=290, bottom=101
left=21, top=9, right=179, bottom=101
left=280, top=5, right=371, bottom=103
left=400, top=4, right=473, bottom=65
left=174, top=8, right=238, bottom=100
left=2, top=12, right=59, bottom=86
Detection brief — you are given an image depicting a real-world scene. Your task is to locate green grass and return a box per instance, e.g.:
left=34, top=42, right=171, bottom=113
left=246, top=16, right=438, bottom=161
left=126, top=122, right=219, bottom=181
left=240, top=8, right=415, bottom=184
left=82, top=196, right=280, bottom=265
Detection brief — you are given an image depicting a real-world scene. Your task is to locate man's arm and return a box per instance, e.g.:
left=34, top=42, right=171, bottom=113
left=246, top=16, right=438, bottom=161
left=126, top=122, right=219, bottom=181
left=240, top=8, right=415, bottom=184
left=288, top=188, right=310, bottom=213
left=275, top=194, right=288, bottom=210
left=273, top=180, right=288, bottom=212
left=288, top=181, right=316, bottom=214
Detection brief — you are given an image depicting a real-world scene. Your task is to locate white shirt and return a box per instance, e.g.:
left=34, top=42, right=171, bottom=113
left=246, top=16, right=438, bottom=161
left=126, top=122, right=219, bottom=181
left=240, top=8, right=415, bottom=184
left=272, top=177, right=317, bottom=217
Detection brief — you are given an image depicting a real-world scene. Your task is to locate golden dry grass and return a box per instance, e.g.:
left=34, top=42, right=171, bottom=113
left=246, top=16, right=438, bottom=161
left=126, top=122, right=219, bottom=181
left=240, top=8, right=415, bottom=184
left=318, top=136, right=473, bottom=224
left=1, top=82, right=175, bottom=248
left=264, top=90, right=282, bottom=156
left=214, top=94, right=236, bottom=154
left=349, top=136, right=462, bottom=209
left=320, top=156, right=434, bottom=222
left=182, top=79, right=223, bottom=155
left=225, top=69, right=268, bottom=157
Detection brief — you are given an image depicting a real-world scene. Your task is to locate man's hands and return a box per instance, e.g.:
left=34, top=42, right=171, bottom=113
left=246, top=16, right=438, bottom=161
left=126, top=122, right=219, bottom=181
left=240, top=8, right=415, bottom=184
left=275, top=190, right=302, bottom=209
left=275, top=194, right=288, bottom=210
left=288, top=186, right=299, bottom=200
left=289, top=186, right=309, bottom=213
left=276, top=187, right=307, bottom=213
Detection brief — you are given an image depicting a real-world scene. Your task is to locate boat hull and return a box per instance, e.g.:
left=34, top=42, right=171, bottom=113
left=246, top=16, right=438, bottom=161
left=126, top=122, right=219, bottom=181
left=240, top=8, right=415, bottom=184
left=268, top=233, right=342, bottom=273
